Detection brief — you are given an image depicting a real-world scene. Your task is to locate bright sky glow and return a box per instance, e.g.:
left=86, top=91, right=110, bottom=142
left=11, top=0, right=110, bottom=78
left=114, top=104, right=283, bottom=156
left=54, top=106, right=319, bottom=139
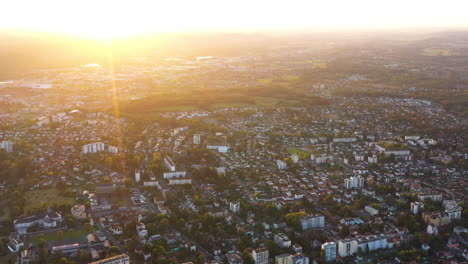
left=1, top=0, right=468, bottom=38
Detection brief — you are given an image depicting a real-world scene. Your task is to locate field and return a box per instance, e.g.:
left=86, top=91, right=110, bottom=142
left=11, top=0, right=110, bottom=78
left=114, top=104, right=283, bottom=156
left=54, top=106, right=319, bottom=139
left=24, top=188, right=74, bottom=212
left=29, top=228, right=88, bottom=245
left=287, top=148, right=311, bottom=159
left=0, top=200, right=10, bottom=221
left=0, top=255, right=16, bottom=264
left=294, top=60, right=328, bottom=69
left=421, top=48, right=455, bottom=56
left=253, top=96, right=281, bottom=107
left=208, top=103, right=253, bottom=109
left=157, top=106, right=197, bottom=112
left=258, top=78, right=273, bottom=85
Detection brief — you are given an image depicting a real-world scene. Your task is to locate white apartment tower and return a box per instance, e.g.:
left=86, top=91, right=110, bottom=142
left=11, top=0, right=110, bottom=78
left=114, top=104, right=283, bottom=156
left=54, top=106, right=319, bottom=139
left=338, top=239, right=358, bottom=258
left=321, top=242, right=337, bottom=262
left=0, top=140, right=13, bottom=153
left=344, top=176, right=364, bottom=189
left=193, top=134, right=201, bottom=145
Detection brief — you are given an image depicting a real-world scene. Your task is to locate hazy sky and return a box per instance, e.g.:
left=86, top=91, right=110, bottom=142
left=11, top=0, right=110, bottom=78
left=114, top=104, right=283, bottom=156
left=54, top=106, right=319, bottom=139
left=1, top=0, right=468, bottom=37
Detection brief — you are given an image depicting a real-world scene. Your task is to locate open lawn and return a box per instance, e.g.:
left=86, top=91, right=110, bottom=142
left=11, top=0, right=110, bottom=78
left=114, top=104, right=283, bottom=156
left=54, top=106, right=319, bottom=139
left=0, top=200, right=10, bottom=221
left=24, top=188, right=74, bottom=212
left=421, top=48, right=455, bottom=56
left=254, top=96, right=281, bottom=107
left=208, top=103, right=253, bottom=109
left=157, top=106, right=197, bottom=112
left=0, top=255, right=16, bottom=264
left=257, top=78, right=273, bottom=85
left=287, top=148, right=311, bottom=159
left=29, top=228, right=88, bottom=245
left=280, top=75, right=300, bottom=81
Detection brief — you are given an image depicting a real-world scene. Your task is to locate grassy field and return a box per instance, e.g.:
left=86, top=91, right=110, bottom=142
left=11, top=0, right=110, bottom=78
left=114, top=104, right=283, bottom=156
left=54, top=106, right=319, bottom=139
left=24, top=188, right=74, bottom=212
left=294, top=60, right=328, bottom=69
left=30, top=228, right=88, bottom=244
left=254, top=96, right=281, bottom=107
left=0, top=200, right=10, bottom=221
left=257, top=78, right=273, bottom=85
left=287, top=148, right=311, bottom=159
left=0, top=255, right=16, bottom=264
left=157, top=106, right=197, bottom=112
left=421, top=48, right=455, bottom=56
left=280, top=75, right=300, bottom=81
left=208, top=103, right=253, bottom=109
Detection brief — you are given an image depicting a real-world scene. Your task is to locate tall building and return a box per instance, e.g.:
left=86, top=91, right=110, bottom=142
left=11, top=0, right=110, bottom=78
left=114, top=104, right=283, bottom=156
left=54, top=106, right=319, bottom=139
left=193, top=134, right=201, bottom=145
left=321, top=242, right=337, bottom=262
left=229, top=201, right=240, bottom=214
left=0, top=140, right=13, bottom=153
left=275, top=254, right=290, bottom=264
left=338, top=239, right=358, bottom=258
left=410, top=202, right=424, bottom=215
left=291, top=154, right=299, bottom=163
left=252, top=248, right=269, bottom=264
left=135, top=170, right=141, bottom=183
left=344, top=176, right=364, bottom=189
left=164, top=156, right=176, bottom=172
left=300, top=214, right=325, bottom=230
left=277, top=160, right=287, bottom=170
left=274, top=233, right=291, bottom=248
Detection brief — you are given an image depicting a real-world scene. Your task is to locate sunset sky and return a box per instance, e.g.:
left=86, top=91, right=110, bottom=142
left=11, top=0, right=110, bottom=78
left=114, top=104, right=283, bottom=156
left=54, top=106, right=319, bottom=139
left=1, top=0, right=468, bottom=38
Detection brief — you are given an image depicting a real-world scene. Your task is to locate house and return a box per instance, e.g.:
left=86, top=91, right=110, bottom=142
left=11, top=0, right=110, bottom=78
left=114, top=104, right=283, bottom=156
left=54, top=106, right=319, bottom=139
left=227, top=252, right=243, bottom=264
left=136, top=222, right=148, bottom=238
left=8, top=233, right=23, bottom=252
left=71, top=204, right=87, bottom=219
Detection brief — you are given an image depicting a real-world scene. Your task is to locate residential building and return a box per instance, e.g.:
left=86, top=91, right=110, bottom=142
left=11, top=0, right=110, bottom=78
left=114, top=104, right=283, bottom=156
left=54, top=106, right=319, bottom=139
left=291, top=154, right=299, bottom=163
left=0, top=140, right=13, bottom=152
left=164, top=156, right=176, bottom=172
left=277, top=160, right=287, bottom=170
left=193, top=134, right=201, bottom=145
left=290, top=253, right=309, bottom=264
left=321, top=242, right=336, bottom=262
left=274, top=233, right=291, bottom=248
left=227, top=252, right=243, bottom=264
left=410, top=202, right=424, bottom=215
left=338, top=239, right=358, bottom=258
left=230, top=201, right=240, bottom=214
left=71, top=204, right=87, bottom=220
left=14, top=210, right=63, bottom=234
left=275, top=254, right=290, bottom=264
left=442, top=200, right=462, bottom=222
left=344, top=176, right=364, bottom=189
left=82, top=142, right=105, bottom=153
left=422, top=212, right=449, bottom=227
left=365, top=206, right=379, bottom=216
left=8, top=233, right=23, bottom=252
left=300, top=214, right=325, bottom=230
left=252, top=248, right=269, bottom=264
left=89, top=254, right=130, bottom=264
left=135, top=170, right=141, bottom=183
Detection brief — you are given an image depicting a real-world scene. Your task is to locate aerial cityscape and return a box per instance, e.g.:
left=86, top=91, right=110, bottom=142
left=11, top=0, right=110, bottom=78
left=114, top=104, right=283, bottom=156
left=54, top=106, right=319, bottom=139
left=0, top=1, right=467, bottom=264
